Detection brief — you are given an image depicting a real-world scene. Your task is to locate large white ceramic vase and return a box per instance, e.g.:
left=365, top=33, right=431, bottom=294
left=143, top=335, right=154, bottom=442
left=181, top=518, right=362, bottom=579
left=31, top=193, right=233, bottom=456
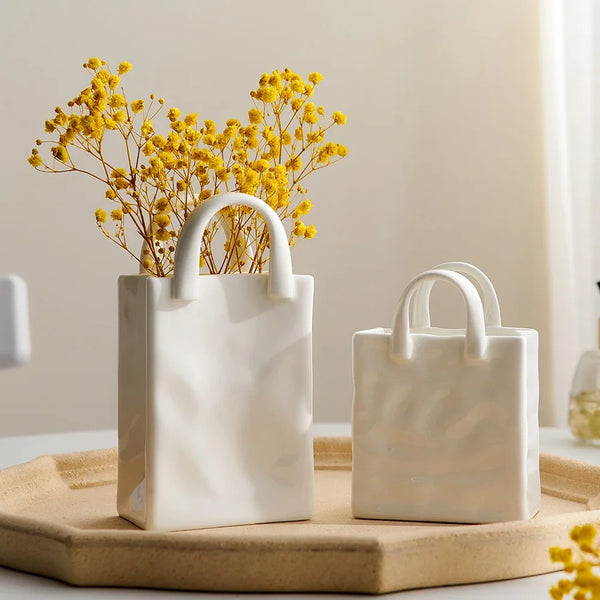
left=117, top=192, right=315, bottom=531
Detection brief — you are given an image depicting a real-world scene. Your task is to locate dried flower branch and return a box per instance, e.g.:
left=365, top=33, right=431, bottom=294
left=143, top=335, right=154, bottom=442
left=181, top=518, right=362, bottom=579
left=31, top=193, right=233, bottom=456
left=549, top=524, right=600, bottom=599
left=28, top=59, right=348, bottom=276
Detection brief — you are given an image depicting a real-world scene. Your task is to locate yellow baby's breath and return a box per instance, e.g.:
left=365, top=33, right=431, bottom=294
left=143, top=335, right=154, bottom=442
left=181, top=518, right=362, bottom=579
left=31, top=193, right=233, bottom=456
left=117, top=61, right=132, bottom=75
left=304, top=224, right=317, bottom=239
left=86, top=57, right=101, bottom=70
left=549, top=525, right=600, bottom=599
left=28, top=61, right=348, bottom=276
left=308, top=72, right=324, bottom=85
left=27, top=151, right=43, bottom=167
left=154, top=214, right=170, bottom=228
left=332, top=111, right=347, bottom=125
left=130, top=99, right=144, bottom=113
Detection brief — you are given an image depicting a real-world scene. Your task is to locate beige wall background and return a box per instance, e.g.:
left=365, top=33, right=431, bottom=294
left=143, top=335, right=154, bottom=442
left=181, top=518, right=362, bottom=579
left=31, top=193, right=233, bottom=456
left=0, top=0, right=552, bottom=435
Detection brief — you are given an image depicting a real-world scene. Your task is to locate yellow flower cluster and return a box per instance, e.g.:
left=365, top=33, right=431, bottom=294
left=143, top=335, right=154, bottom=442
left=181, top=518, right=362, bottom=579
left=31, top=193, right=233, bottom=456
left=28, top=59, right=348, bottom=277
left=549, top=524, right=600, bottom=599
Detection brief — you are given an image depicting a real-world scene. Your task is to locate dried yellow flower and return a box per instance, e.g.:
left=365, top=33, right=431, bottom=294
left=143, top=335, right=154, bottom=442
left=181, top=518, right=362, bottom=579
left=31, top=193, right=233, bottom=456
left=214, top=167, right=228, bottom=182
left=167, top=107, right=181, bottom=122
left=293, top=221, right=306, bottom=237
left=290, top=79, right=305, bottom=94
left=86, top=57, right=101, bottom=70
left=184, top=113, right=198, bottom=126
left=142, top=141, right=155, bottom=156
left=257, top=85, right=278, bottom=103
left=29, top=61, right=348, bottom=277
left=111, top=168, right=127, bottom=178
left=549, top=525, right=600, bottom=598
left=109, top=94, right=126, bottom=109
left=114, top=177, right=129, bottom=189
left=245, top=108, right=260, bottom=124
left=297, top=199, right=312, bottom=215
left=51, top=145, right=69, bottom=163
left=279, top=87, right=293, bottom=102
left=304, top=224, right=317, bottom=238
left=152, top=134, right=166, bottom=149
left=203, top=119, right=216, bottom=135
left=253, top=159, right=270, bottom=172
left=166, top=131, right=180, bottom=151
left=332, top=111, right=347, bottom=125
left=285, top=155, right=302, bottom=172
left=27, top=153, right=43, bottom=167
left=131, top=99, right=144, bottom=113
left=155, top=228, right=171, bottom=242
left=54, top=112, right=68, bottom=126
left=308, top=72, right=323, bottom=85
left=118, top=61, right=132, bottom=75
left=154, top=214, right=170, bottom=228
left=141, top=121, right=154, bottom=137
left=154, top=197, right=170, bottom=212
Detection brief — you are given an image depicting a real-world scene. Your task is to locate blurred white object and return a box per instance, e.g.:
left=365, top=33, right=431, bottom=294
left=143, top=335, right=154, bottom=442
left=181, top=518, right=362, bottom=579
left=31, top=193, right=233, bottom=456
left=0, top=275, right=31, bottom=368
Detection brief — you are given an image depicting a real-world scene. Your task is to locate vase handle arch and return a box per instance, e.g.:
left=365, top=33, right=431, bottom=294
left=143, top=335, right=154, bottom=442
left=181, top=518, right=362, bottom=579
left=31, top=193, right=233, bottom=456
left=170, top=192, right=294, bottom=301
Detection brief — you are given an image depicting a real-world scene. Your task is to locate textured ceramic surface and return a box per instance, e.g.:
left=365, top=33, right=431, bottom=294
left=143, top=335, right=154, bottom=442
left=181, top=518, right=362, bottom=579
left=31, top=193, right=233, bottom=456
left=0, top=440, right=595, bottom=594
left=0, top=275, right=30, bottom=368
left=352, top=267, right=540, bottom=523
left=118, top=192, right=314, bottom=531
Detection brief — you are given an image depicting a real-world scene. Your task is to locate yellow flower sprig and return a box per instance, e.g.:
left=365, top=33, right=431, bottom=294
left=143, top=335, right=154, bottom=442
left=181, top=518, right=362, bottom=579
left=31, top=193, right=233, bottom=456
left=549, top=524, right=600, bottom=599
left=28, top=59, right=348, bottom=276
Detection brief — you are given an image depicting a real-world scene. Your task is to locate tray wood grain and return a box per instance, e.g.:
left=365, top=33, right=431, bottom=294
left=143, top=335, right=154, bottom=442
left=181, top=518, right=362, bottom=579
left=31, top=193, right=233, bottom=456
left=0, top=437, right=597, bottom=593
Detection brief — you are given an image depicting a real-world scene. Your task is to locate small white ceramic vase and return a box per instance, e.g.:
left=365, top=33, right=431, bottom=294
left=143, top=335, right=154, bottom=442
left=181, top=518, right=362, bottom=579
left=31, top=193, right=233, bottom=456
left=352, top=264, right=540, bottom=524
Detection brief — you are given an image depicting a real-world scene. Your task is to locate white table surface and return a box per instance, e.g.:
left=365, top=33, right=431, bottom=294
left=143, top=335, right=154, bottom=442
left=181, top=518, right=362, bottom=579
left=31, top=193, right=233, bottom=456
left=0, top=425, right=593, bottom=599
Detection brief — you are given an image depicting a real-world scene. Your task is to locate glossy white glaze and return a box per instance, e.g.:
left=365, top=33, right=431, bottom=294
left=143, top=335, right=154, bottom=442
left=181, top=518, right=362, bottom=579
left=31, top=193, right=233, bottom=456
left=352, top=266, right=540, bottom=524
left=118, top=193, right=314, bottom=531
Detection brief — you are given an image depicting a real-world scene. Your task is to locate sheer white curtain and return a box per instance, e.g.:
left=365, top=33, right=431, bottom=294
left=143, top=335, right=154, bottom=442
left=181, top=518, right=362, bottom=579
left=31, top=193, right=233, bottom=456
left=541, top=0, right=597, bottom=425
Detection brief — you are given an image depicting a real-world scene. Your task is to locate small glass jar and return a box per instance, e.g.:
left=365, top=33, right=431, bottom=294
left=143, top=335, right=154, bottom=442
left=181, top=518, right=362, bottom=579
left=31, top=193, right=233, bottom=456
left=569, top=350, right=600, bottom=443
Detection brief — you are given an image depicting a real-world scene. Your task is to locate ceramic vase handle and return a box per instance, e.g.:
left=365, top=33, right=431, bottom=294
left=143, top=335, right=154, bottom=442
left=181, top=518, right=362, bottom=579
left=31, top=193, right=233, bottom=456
left=172, top=192, right=294, bottom=301
left=390, top=269, right=487, bottom=361
left=411, top=262, right=502, bottom=328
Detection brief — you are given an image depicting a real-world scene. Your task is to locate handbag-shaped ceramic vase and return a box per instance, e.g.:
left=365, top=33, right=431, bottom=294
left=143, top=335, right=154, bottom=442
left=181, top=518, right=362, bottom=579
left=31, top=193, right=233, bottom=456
left=117, top=192, right=314, bottom=531
left=352, top=265, right=540, bottom=524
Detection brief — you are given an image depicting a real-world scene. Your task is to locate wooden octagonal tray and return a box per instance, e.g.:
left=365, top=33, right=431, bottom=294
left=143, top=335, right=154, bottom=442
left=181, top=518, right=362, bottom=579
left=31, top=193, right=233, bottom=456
left=0, top=437, right=598, bottom=594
